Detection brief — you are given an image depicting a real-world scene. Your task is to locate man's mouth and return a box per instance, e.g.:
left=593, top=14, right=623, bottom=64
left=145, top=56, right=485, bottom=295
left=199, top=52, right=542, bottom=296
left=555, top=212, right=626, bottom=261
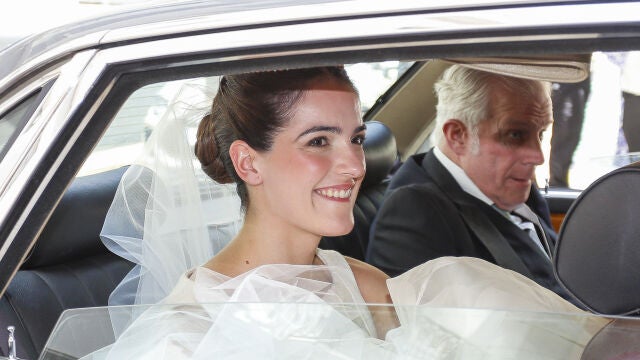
left=510, top=176, right=532, bottom=184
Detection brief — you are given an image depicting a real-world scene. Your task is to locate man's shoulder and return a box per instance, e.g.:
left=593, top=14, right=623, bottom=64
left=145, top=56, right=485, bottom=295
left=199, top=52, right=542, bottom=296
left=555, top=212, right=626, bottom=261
left=388, top=152, right=432, bottom=190
left=384, top=180, right=455, bottom=214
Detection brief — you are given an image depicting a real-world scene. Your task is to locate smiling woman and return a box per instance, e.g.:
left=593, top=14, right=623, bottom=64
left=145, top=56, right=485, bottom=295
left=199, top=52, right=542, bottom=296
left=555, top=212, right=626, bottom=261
left=86, top=67, right=396, bottom=358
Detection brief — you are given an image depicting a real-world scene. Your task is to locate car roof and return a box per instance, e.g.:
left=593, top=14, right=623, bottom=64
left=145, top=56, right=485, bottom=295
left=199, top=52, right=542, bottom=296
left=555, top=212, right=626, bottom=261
left=0, top=0, right=618, bottom=91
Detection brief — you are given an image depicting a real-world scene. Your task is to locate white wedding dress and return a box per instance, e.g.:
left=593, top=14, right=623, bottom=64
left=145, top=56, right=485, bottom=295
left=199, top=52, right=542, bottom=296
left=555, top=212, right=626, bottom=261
left=82, top=251, right=608, bottom=360
left=83, top=249, right=391, bottom=359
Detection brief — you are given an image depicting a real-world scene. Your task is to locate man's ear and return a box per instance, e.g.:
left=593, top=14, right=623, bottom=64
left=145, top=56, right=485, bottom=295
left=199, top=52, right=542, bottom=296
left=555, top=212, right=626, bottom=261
left=229, top=140, right=262, bottom=185
left=441, top=119, right=470, bottom=155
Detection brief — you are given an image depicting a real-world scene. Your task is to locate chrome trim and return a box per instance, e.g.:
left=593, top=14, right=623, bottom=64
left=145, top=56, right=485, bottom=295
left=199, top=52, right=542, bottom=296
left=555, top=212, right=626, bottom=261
left=0, top=32, right=105, bottom=98
left=0, top=76, right=118, bottom=262
left=101, top=2, right=640, bottom=45
left=0, top=69, right=59, bottom=118
left=90, top=17, right=604, bottom=68
left=0, top=51, right=98, bottom=252
left=543, top=189, right=582, bottom=199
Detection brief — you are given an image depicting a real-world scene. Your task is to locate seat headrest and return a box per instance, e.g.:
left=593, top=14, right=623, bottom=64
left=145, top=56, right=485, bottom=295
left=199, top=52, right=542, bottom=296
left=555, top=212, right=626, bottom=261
left=362, top=120, right=397, bottom=188
left=22, top=166, right=128, bottom=269
left=554, top=161, right=640, bottom=315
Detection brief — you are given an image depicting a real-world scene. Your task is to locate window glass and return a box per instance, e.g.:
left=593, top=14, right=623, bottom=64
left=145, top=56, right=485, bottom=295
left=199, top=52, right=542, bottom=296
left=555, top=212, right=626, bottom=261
left=536, top=51, right=640, bottom=190
left=346, top=61, right=413, bottom=113
left=78, top=77, right=219, bottom=176
left=0, top=90, right=41, bottom=158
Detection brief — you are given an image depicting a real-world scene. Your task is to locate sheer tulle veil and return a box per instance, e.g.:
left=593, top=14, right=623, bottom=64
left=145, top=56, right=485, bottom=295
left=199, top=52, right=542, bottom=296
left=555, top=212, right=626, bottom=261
left=100, top=80, right=243, bottom=309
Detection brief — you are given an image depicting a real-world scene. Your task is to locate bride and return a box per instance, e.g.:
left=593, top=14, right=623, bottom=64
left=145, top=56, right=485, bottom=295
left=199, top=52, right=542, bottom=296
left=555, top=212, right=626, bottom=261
left=91, top=66, right=608, bottom=359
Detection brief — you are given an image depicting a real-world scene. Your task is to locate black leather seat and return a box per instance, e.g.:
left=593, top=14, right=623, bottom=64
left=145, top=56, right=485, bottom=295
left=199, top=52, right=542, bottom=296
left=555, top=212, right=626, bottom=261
left=320, top=120, right=398, bottom=260
left=554, top=161, right=640, bottom=358
left=0, top=167, right=133, bottom=360
left=554, top=161, right=640, bottom=315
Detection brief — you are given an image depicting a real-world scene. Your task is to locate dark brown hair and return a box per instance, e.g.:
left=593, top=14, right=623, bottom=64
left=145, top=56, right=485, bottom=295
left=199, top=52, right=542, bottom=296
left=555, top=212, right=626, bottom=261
left=195, top=66, right=357, bottom=210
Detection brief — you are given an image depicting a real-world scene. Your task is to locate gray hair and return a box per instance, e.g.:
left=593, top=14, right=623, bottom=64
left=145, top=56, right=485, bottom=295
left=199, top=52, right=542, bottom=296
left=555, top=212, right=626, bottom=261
left=433, top=64, right=551, bottom=148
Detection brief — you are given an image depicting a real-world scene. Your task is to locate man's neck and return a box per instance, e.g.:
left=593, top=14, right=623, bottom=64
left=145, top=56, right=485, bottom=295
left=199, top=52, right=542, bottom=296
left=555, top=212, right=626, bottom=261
left=433, top=146, right=496, bottom=207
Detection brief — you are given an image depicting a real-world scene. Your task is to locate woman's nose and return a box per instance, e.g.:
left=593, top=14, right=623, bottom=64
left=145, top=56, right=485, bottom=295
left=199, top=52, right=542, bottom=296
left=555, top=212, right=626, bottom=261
left=339, top=146, right=366, bottom=179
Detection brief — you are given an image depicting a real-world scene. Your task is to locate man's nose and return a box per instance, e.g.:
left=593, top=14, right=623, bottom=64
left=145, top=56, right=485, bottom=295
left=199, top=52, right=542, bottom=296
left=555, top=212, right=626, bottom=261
left=525, top=137, right=545, bottom=165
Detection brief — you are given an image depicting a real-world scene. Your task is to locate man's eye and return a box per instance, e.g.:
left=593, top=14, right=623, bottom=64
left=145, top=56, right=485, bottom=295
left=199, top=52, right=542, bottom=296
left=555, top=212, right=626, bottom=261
left=352, top=134, right=366, bottom=145
left=508, top=130, right=523, bottom=140
left=308, top=137, right=328, bottom=147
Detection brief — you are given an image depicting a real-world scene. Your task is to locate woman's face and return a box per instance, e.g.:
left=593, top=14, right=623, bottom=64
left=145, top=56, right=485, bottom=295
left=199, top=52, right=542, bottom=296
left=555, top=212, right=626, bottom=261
left=256, top=78, right=365, bottom=238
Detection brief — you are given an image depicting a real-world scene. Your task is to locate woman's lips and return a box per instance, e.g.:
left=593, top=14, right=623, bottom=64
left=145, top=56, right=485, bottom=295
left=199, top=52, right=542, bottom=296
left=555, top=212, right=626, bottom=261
left=314, top=183, right=355, bottom=202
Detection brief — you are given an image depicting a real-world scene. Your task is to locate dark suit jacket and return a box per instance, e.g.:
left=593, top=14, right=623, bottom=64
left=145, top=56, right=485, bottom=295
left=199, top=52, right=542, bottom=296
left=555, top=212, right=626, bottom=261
left=367, top=149, right=574, bottom=302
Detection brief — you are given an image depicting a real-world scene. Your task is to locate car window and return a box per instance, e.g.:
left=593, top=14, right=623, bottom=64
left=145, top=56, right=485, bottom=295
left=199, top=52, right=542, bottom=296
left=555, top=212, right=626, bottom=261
left=346, top=61, right=413, bottom=113
left=536, top=50, right=640, bottom=190
left=78, top=62, right=412, bottom=177
left=0, top=89, right=42, bottom=159
left=78, top=77, right=220, bottom=176
left=79, top=54, right=638, bottom=192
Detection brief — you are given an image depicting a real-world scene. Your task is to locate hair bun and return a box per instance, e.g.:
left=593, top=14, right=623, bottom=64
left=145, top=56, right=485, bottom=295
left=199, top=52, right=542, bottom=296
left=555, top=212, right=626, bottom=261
left=195, top=113, right=234, bottom=184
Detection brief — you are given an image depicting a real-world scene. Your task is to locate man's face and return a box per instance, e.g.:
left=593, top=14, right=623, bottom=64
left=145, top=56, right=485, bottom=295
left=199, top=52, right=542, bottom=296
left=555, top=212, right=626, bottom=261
left=459, top=82, right=552, bottom=211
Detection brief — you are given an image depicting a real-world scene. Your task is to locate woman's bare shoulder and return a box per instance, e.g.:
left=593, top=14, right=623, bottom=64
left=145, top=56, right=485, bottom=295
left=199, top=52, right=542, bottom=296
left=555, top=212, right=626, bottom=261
left=344, top=256, right=392, bottom=304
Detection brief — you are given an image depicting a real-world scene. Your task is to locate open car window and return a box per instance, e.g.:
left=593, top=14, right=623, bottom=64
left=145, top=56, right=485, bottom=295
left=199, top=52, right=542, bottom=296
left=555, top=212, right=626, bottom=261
left=537, top=51, right=640, bottom=190
left=78, top=53, right=640, bottom=192
left=77, top=62, right=413, bottom=177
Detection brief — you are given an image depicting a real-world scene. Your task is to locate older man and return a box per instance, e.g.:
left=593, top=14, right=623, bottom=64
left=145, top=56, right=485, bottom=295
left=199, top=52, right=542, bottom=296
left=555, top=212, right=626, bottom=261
left=367, top=64, right=572, bottom=300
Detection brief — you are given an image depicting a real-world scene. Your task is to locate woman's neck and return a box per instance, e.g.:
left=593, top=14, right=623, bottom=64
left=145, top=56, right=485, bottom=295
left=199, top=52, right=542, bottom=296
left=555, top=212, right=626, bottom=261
left=202, top=212, right=322, bottom=277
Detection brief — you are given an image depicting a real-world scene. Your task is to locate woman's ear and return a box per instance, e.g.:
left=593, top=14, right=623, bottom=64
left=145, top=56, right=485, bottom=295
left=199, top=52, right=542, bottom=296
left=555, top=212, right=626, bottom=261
left=229, top=140, right=262, bottom=185
left=442, top=119, right=470, bottom=155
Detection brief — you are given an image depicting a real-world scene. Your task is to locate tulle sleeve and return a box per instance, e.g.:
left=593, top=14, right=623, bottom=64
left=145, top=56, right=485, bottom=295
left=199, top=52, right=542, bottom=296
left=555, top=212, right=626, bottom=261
left=385, top=257, right=610, bottom=359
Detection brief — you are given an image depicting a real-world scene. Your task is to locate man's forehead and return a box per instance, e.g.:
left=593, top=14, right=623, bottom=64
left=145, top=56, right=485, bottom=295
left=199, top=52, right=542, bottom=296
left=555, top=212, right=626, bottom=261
left=487, top=91, right=552, bottom=127
left=497, top=117, right=552, bottom=129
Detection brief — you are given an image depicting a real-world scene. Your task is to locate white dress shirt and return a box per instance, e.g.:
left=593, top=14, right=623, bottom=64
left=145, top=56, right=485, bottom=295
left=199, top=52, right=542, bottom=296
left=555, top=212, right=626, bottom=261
left=433, top=146, right=549, bottom=257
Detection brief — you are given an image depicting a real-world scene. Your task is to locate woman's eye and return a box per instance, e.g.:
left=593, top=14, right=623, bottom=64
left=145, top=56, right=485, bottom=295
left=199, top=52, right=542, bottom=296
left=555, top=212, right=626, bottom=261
left=352, top=134, right=365, bottom=145
left=308, top=137, right=328, bottom=147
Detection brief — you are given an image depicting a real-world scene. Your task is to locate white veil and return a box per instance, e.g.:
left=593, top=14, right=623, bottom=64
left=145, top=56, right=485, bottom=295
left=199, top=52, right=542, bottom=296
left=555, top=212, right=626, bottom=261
left=100, top=80, right=243, bottom=307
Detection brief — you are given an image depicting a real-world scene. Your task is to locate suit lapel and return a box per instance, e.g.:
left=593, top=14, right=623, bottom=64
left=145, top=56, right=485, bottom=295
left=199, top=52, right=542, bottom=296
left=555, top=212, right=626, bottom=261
left=421, top=150, right=535, bottom=278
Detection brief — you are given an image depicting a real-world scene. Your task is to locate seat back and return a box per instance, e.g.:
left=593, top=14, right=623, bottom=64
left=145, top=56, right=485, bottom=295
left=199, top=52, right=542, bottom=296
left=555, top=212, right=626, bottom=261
left=554, top=161, right=640, bottom=315
left=0, top=167, right=133, bottom=360
left=319, top=120, right=398, bottom=260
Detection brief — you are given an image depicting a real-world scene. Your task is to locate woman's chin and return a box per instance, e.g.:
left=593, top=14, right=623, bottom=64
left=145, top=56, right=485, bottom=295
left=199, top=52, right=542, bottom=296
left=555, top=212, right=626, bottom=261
left=320, top=220, right=355, bottom=238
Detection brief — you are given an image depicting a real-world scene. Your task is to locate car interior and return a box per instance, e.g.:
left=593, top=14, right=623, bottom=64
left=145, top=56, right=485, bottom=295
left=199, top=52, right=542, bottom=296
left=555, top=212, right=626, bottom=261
left=1, top=53, right=638, bottom=359
left=0, top=119, right=398, bottom=360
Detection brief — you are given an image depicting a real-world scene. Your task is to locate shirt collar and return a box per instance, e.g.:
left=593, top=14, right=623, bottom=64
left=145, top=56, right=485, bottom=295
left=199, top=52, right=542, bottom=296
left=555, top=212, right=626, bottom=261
left=433, top=146, right=494, bottom=206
